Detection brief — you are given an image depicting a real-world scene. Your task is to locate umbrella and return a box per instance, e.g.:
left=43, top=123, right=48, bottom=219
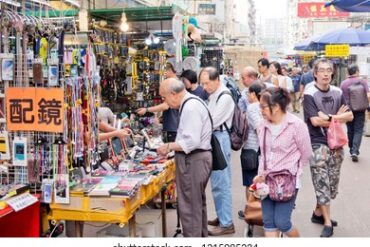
left=325, top=0, right=370, bottom=12
left=311, top=28, right=370, bottom=46
left=294, top=37, right=313, bottom=51
left=294, top=34, right=325, bottom=51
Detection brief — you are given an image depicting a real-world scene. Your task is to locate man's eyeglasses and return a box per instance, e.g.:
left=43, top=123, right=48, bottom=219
left=317, top=68, right=333, bottom=74
left=260, top=104, right=269, bottom=110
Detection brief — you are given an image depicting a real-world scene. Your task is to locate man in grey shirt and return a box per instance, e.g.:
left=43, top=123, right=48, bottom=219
left=98, top=107, right=115, bottom=126
left=200, top=67, right=235, bottom=236
left=157, top=78, right=212, bottom=237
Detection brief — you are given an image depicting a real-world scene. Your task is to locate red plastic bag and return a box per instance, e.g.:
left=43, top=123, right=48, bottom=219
left=327, top=119, right=348, bottom=149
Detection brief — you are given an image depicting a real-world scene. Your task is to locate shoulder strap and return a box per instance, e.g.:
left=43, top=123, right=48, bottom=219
left=263, top=127, right=267, bottom=172
left=216, top=91, right=233, bottom=103
left=216, top=91, right=234, bottom=132
left=180, top=97, right=213, bottom=129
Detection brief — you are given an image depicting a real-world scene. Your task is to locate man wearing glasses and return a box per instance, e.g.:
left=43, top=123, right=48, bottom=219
left=303, top=58, right=353, bottom=237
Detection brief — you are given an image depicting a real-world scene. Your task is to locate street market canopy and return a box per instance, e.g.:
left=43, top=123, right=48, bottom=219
left=313, top=28, right=370, bottom=46
left=294, top=28, right=370, bottom=51
left=25, top=5, right=181, bottom=22
left=294, top=34, right=324, bottom=51
left=325, top=0, right=370, bottom=12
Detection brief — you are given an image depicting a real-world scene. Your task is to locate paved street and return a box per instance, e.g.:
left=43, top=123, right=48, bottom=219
left=164, top=117, right=370, bottom=238
left=83, top=117, right=370, bottom=238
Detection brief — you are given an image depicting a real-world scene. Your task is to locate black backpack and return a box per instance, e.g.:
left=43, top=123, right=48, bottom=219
left=223, top=77, right=242, bottom=104
left=217, top=91, right=248, bottom=151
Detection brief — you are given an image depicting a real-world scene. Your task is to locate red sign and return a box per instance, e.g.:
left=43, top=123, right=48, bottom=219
left=298, top=2, right=349, bottom=18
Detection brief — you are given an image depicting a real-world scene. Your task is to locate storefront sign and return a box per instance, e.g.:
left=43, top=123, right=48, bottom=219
left=6, top=88, right=64, bottom=132
left=297, top=3, right=349, bottom=18
left=325, top=44, right=350, bottom=57
left=198, top=3, right=216, bottom=15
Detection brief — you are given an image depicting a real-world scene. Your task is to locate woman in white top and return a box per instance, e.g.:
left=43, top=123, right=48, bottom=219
left=238, top=81, right=265, bottom=218
left=270, top=61, right=293, bottom=92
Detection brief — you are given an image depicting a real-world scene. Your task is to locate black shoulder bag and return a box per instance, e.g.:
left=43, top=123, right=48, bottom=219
left=180, top=97, right=227, bottom=170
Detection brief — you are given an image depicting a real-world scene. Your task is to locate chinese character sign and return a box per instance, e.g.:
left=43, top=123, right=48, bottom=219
left=298, top=3, right=349, bottom=18
left=325, top=45, right=350, bottom=57
left=6, top=88, right=64, bottom=132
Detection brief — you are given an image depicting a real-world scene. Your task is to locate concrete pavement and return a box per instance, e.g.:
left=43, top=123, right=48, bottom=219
left=164, top=121, right=370, bottom=237
left=83, top=118, right=370, bottom=237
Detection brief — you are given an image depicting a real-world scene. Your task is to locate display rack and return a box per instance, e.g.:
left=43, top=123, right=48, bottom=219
left=0, top=5, right=99, bottom=211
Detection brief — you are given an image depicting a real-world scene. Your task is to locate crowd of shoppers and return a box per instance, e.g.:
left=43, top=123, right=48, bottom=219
left=151, top=57, right=368, bottom=238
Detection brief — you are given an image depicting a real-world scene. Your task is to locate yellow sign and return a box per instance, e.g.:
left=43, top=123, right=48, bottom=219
left=6, top=87, right=64, bottom=133
left=325, top=45, right=350, bottom=57
left=303, top=54, right=314, bottom=64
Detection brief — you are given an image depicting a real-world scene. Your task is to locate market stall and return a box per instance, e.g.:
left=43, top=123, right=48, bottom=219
left=48, top=160, right=175, bottom=237
left=0, top=2, right=195, bottom=237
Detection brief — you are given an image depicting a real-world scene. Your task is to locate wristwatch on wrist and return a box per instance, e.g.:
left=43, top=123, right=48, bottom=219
left=327, top=114, right=332, bottom=122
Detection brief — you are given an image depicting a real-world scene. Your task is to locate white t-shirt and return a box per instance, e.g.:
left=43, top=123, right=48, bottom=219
left=98, top=107, right=115, bottom=126
left=278, top=75, right=294, bottom=92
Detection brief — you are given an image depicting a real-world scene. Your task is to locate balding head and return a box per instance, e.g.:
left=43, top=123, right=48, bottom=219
left=241, top=66, right=258, bottom=87
left=161, top=78, right=185, bottom=94
left=160, top=78, right=186, bottom=109
left=199, top=67, right=220, bottom=94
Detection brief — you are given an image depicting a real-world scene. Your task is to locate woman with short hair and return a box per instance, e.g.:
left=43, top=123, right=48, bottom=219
left=254, top=87, right=312, bottom=237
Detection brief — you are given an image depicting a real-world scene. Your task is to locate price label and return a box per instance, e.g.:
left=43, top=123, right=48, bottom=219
left=6, top=193, right=37, bottom=212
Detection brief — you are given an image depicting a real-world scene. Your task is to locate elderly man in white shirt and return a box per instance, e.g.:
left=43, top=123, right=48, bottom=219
left=199, top=67, right=235, bottom=236
left=157, top=78, right=213, bottom=237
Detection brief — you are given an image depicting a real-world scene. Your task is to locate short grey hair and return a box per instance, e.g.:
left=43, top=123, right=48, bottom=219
left=313, top=58, right=333, bottom=75
left=165, top=78, right=185, bottom=93
left=199, top=67, right=219, bottom=81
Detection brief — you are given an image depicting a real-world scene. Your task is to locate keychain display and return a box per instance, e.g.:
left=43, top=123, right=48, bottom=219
left=12, top=137, right=27, bottom=166
left=0, top=131, right=10, bottom=160
left=0, top=9, right=99, bottom=210
left=1, top=54, right=14, bottom=81
left=48, top=64, right=58, bottom=86
left=54, top=174, right=69, bottom=204
left=33, top=59, right=43, bottom=85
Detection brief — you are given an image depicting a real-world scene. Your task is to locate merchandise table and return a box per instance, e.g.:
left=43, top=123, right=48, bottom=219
left=48, top=160, right=175, bottom=237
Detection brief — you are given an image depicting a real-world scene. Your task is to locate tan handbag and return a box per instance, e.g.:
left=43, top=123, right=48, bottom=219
left=244, top=191, right=263, bottom=226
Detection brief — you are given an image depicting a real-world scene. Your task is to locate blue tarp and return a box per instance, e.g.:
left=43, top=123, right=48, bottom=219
left=294, top=28, right=370, bottom=51
left=325, top=0, right=370, bottom=12
left=312, top=28, right=370, bottom=46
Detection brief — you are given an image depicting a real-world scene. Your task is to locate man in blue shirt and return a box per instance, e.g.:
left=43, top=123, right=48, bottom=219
left=299, top=58, right=316, bottom=98
left=180, top=69, right=208, bottom=101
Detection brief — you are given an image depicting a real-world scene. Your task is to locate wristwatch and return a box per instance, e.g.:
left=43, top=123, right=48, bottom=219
left=327, top=114, right=332, bottom=122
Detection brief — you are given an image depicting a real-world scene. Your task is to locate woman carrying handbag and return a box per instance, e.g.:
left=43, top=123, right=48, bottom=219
left=253, top=87, right=312, bottom=237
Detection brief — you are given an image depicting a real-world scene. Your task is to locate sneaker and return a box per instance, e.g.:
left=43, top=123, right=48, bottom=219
left=208, top=224, right=235, bottom=236
left=207, top=218, right=219, bottom=226
left=320, top=225, right=334, bottom=237
left=351, top=155, right=359, bottom=162
left=238, top=210, right=245, bottom=219
left=311, top=212, right=338, bottom=227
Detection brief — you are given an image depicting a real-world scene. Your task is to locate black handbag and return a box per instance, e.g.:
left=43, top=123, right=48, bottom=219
left=240, top=149, right=259, bottom=171
left=211, top=133, right=227, bottom=170
left=180, top=97, right=227, bottom=170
